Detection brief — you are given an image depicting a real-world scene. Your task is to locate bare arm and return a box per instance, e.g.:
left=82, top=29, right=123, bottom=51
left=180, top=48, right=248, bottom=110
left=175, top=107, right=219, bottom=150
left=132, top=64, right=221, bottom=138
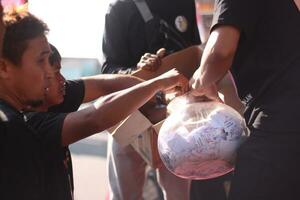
left=217, top=72, right=244, bottom=114
left=61, top=69, right=188, bottom=146
left=81, top=74, right=143, bottom=103
left=190, top=26, right=240, bottom=91
left=133, top=45, right=203, bottom=80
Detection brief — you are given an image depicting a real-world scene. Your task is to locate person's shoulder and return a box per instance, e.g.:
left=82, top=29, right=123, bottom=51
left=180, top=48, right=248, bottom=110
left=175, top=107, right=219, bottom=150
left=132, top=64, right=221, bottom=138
left=0, top=109, right=8, bottom=122
left=0, top=104, right=13, bottom=134
left=25, top=111, right=67, bottom=132
left=108, top=0, right=135, bottom=13
left=0, top=110, right=7, bottom=134
left=0, top=101, right=17, bottom=121
left=110, top=0, right=133, bottom=6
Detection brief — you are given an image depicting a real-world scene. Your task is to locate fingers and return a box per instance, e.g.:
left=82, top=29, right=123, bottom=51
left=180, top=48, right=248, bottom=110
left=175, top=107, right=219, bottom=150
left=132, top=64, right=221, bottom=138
left=138, top=53, right=162, bottom=71
left=156, top=48, right=166, bottom=58
left=189, top=83, right=222, bottom=103
left=162, top=69, right=189, bottom=94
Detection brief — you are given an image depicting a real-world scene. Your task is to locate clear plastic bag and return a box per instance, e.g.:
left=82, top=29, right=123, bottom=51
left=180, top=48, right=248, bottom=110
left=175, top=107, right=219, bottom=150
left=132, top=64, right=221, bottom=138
left=158, top=95, right=248, bottom=180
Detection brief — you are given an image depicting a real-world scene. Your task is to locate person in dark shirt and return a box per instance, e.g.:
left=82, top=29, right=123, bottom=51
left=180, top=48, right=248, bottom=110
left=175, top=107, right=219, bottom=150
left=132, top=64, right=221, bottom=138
left=26, top=44, right=179, bottom=200
left=0, top=9, right=54, bottom=200
left=190, top=0, right=300, bottom=199
left=0, top=9, right=189, bottom=200
left=102, top=0, right=201, bottom=199
left=102, top=0, right=200, bottom=74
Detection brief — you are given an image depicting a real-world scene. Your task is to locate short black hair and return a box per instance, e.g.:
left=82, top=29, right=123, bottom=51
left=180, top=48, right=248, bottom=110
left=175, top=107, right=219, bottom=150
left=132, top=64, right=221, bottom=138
left=49, top=43, right=61, bottom=66
left=3, top=9, right=49, bottom=65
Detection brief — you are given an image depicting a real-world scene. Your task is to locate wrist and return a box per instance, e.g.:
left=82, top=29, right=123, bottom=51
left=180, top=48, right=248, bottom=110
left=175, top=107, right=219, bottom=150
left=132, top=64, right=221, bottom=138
left=149, top=78, right=164, bottom=92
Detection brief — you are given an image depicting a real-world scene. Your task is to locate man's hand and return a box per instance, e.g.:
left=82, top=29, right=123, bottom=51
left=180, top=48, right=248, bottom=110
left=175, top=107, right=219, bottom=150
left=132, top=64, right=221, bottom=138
left=137, top=48, right=166, bottom=71
left=189, top=70, right=222, bottom=102
left=153, top=68, right=189, bottom=95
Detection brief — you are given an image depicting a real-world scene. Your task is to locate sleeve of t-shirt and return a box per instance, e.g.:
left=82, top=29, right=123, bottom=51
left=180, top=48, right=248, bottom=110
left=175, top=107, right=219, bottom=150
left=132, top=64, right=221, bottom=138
left=101, top=2, right=137, bottom=74
left=211, top=0, right=266, bottom=38
left=26, top=112, right=67, bottom=151
left=48, top=80, right=85, bottom=113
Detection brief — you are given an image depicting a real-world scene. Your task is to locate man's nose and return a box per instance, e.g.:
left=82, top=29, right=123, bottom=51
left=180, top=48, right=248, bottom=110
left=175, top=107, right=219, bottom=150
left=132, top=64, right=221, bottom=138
left=44, top=62, right=54, bottom=79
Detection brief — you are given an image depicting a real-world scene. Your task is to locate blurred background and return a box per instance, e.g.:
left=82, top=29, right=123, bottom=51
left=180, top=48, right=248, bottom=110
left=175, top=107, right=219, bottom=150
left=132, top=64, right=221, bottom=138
left=2, top=0, right=214, bottom=199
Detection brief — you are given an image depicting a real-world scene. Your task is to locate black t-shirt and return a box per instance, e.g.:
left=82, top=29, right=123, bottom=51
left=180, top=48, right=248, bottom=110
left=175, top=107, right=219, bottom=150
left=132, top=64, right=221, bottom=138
left=101, top=0, right=201, bottom=73
left=25, top=80, right=85, bottom=200
left=0, top=100, right=66, bottom=200
left=212, top=0, right=300, bottom=132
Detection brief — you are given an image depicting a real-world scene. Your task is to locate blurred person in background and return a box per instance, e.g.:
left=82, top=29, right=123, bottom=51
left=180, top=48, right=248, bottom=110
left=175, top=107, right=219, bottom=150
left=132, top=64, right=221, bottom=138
left=101, top=0, right=201, bottom=199
left=102, top=0, right=232, bottom=199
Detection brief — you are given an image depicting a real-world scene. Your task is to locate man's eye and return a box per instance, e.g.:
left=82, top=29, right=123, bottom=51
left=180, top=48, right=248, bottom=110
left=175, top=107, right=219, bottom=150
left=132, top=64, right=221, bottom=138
left=37, top=58, right=46, bottom=64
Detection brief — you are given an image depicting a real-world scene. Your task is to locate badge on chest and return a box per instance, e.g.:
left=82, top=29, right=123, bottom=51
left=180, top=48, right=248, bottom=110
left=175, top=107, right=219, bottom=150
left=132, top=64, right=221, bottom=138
left=175, top=16, right=188, bottom=33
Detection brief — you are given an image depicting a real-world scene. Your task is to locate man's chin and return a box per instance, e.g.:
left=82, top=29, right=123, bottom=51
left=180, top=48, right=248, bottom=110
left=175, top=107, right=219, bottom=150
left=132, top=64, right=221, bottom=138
left=25, top=99, right=44, bottom=110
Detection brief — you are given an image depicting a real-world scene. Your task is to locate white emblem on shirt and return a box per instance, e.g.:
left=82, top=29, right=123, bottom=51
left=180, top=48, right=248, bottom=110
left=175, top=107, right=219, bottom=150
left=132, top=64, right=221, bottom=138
left=175, top=16, right=188, bottom=33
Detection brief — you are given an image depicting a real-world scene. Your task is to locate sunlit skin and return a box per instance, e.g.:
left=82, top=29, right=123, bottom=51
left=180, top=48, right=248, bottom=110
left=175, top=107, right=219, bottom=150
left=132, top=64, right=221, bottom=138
left=37, top=59, right=66, bottom=111
left=0, top=35, right=52, bottom=110
left=46, top=61, right=66, bottom=105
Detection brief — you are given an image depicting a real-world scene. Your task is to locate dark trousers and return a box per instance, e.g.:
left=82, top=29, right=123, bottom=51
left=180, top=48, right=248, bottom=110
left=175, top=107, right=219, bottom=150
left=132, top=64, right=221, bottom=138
left=229, top=129, right=300, bottom=200
left=190, top=173, right=231, bottom=200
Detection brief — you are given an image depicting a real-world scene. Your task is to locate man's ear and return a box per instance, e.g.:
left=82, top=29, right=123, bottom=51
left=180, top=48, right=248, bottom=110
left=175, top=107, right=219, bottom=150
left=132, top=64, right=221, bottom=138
left=0, top=58, right=12, bottom=79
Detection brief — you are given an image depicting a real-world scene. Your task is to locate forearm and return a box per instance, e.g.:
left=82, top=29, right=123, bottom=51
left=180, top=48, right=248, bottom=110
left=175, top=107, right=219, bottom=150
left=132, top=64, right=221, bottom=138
left=133, top=45, right=203, bottom=80
left=81, top=74, right=143, bottom=102
left=217, top=72, right=245, bottom=114
left=196, top=48, right=233, bottom=89
left=61, top=78, right=161, bottom=146
left=192, top=26, right=240, bottom=89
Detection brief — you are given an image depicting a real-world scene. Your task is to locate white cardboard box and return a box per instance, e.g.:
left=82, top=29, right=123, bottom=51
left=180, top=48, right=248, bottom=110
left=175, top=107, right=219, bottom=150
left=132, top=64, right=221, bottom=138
left=108, top=110, right=165, bottom=168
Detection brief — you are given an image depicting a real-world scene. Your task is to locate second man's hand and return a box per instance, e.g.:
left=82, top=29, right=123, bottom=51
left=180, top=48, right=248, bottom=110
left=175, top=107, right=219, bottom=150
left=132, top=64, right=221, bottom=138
left=153, top=68, right=189, bottom=95
left=137, top=48, right=166, bottom=71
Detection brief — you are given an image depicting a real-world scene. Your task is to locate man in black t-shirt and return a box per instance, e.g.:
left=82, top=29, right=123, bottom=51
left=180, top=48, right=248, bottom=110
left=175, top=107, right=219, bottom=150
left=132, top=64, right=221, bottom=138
left=24, top=43, right=189, bottom=200
left=25, top=44, right=149, bottom=199
left=190, top=0, right=300, bottom=199
left=102, top=0, right=201, bottom=74
left=0, top=9, right=189, bottom=200
left=0, top=10, right=54, bottom=200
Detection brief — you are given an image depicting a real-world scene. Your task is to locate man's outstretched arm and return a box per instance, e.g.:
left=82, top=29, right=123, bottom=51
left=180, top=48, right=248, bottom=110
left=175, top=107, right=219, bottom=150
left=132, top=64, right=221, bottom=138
left=190, top=26, right=240, bottom=94
left=61, top=69, right=188, bottom=146
left=81, top=74, right=143, bottom=103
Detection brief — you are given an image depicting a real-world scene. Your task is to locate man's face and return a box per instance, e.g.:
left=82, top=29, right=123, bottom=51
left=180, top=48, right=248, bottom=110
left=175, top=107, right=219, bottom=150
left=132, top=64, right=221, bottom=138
left=10, top=35, right=52, bottom=108
left=45, top=61, right=66, bottom=106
